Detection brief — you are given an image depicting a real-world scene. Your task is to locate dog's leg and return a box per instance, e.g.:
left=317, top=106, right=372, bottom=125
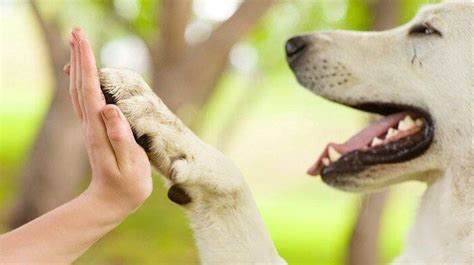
left=99, top=68, right=285, bottom=264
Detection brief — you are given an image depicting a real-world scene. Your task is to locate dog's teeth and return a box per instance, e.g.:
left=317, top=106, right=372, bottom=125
left=371, top=137, right=383, bottom=147
left=328, top=146, right=342, bottom=162
left=415, top=118, right=424, bottom=127
left=322, top=158, right=330, bottom=166
left=398, top=115, right=416, bottom=131
left=386, top=128, right=399, bottom=139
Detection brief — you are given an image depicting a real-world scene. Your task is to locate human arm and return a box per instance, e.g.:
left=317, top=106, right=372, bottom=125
left=0, top=28, right=152, bottom=264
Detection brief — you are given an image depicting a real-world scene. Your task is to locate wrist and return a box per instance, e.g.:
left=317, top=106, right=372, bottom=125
left=81, top=187, right=134, bottom=223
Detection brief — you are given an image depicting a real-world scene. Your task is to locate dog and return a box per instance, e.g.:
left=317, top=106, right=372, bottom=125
left=286, top=0, right=473, bottom=263
left=99, top=1, right=472, bottom=264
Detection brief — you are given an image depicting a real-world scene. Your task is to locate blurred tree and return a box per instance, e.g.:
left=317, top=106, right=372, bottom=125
left=9, top=0, right=274, bottom=228
left=8, top=0, right=87, bottom=229
left=154, top=0, right=274, bottom=116
left=346, top=0, right=399, bottom=264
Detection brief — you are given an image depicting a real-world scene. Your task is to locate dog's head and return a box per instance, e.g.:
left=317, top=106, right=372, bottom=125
left=287, top=1, right=473, bottom=192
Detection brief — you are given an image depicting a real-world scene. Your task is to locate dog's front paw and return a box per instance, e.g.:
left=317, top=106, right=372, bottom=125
left=99, top=68, right=195, bottom=178
left=99, top=68, right=244, bottom=206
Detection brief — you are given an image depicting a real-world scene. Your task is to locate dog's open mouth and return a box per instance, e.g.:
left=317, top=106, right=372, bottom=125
left=309, top=103, right=434, bottom=177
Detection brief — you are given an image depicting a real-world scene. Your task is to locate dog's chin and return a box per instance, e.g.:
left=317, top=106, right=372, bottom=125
left=321, top=168, right=404, bottom=193
left=321, top=161, right=437, bottom=193
left=321, top=173, right=403, bottom=193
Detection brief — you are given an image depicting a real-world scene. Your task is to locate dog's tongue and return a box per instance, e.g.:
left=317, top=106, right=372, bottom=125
left=307, top=112, right=411, bottom=176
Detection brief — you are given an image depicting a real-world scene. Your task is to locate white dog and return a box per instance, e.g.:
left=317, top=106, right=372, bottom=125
left=98, top=1, right=472, bottom=264
left=286, top=1, right=473, bottom=263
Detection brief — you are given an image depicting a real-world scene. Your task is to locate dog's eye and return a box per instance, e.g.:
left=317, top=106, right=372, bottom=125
left=409, top=23, right=442, bottom=37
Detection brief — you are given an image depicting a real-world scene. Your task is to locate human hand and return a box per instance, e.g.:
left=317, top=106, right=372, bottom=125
left=0, top=28, right=153, bottom=264
left=66, top=28, right=152, bottom=217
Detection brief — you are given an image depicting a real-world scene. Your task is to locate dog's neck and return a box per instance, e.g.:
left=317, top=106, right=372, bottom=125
left=397, top=159, right=473, bottom=263
left=186, top=187, right=285, bottom=264
left=396, top=85, right=474, bottom=262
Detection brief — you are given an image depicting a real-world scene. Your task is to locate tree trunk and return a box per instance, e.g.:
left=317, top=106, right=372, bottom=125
left=372, top=0, right=400, bottom=31
left=155, top=0, right=192, bottom=69
left=347, top=191, right=389, bottom=265
left=8, top=1, right=87, bottom=228
left=347, top=0, right=399, bottom=264
left=8, top=81, right=87, bottom=228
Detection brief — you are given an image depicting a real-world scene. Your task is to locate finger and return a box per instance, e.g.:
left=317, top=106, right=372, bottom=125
left=68, top=38, right=83, bottom=119
left=73, top=29, right=85, bottom=120
left=101, top=105, right=141, bottom=169
left=73, top=29, right=114, bottom=162
left=76, top=29, right=113, bottom=157
left=76, top=29, right=106, bottom=118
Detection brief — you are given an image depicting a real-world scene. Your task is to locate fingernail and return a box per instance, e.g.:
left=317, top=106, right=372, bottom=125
left=63, top=64, right=70, bottom=74
left=103, top=107, right=119, bottom=120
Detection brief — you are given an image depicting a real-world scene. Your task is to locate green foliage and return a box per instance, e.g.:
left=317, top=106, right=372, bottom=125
left=345, top=0, right=372, bottom=30
left=247, top=0, right=372, bottom=74
left=401, top=0, right=442, bottom=23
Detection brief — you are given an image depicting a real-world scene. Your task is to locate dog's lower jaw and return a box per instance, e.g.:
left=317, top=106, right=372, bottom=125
left=187, top=187, right=285, bottom=265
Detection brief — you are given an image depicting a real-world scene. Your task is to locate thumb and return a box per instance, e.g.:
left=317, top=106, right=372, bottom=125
left=101, top=105, right=138, bottom=166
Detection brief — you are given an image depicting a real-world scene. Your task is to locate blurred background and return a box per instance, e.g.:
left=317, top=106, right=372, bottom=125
left=1, top=0, right=440, bottom=264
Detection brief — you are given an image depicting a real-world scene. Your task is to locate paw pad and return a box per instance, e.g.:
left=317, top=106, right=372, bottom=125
left=167, top=184, right=192, bottom=205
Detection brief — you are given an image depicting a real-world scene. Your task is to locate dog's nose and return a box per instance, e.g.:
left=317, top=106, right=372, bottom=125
left=285, top=36, right=308, bottom=60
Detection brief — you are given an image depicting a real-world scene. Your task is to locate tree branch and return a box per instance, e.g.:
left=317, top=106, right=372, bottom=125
left=29, top=0, right=68, bottom=80
left=155, top=0, right=274, bottom=115
left=195, top=0, right=274, bottom=59
left=348, top=191, right=388, bottom=265
left=156, top=0, right=192, bottom=69
left=99, top=0, right=155, bottom=57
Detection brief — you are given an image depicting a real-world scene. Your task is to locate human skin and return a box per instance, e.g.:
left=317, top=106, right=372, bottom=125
left=0, top=28, right=152, bottom=264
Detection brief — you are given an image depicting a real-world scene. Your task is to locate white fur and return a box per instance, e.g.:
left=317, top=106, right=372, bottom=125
left=99, top=69, right=285, bottom=264
left=290, top=1, right=473, bottom=263
left=98, top=1, right=473, bottom=264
